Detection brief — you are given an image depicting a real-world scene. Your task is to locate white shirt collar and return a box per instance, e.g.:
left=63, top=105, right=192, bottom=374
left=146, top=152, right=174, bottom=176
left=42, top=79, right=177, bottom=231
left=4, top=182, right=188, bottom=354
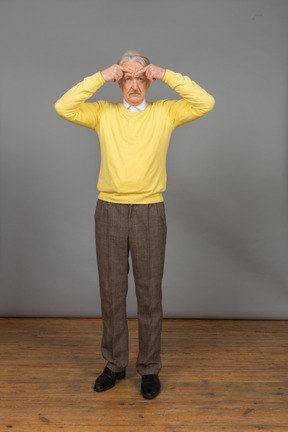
left=123, top=99, right=146, bottom=112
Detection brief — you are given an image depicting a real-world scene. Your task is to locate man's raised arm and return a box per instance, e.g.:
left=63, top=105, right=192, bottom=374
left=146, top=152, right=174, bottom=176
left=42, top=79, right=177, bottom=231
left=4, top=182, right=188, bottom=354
left=135, top=64, right=215, bottom=127
left=54, top=64, right=132, bottom=129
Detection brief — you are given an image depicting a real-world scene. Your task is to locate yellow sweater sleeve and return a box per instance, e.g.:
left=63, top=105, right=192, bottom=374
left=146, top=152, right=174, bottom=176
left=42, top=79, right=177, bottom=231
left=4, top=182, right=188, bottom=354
left=162, top=69, right=215, bottom=128
left=54, top=71, right=106, bottom=130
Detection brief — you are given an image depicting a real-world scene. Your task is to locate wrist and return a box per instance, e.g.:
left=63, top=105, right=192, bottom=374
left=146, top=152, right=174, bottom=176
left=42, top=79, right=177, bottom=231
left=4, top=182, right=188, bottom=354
left=100, top=70, right=108, bottom=82
left=160, top=68, right=166, bottom=80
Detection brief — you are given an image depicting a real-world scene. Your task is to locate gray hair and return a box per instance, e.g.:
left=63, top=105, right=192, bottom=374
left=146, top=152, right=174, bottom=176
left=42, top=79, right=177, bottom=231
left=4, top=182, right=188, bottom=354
left=117, top=50, right=150, bottom=67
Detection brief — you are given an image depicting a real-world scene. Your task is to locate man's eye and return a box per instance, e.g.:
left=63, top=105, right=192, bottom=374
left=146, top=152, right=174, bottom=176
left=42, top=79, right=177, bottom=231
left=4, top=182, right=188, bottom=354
left=138, top=77, right=143, bottom=81
left=126, top=77, right=131, bottom=81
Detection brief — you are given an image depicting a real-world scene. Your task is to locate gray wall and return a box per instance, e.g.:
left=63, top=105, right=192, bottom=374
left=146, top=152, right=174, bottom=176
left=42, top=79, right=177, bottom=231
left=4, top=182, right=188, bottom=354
left=0, top=0, right=288, bottom=318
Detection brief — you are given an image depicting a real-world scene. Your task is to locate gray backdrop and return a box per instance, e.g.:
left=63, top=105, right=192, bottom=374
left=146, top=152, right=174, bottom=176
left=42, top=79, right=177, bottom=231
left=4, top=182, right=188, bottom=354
left=0, top=0, right=288, bottom=318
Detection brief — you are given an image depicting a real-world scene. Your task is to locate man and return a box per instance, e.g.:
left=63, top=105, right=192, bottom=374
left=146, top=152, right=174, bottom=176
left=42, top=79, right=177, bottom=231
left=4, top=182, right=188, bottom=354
left=55, top=50, right=215, bottom=399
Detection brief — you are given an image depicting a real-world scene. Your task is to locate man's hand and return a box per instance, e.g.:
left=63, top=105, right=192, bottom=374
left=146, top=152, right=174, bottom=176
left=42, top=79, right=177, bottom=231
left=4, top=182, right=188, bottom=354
left=134, top=64, right=166, bottom=81
left=101, top=64, right=134, bottom=83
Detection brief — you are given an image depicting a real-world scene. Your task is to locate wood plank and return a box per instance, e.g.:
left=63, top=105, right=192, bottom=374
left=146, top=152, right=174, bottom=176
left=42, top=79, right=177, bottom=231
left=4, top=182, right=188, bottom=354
left=0, top=318, right=288, bottom=431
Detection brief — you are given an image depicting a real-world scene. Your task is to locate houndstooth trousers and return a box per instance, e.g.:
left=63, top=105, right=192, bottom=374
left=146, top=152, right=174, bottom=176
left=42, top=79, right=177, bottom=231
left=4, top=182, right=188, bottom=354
left=95, top=199, right=167, bottom=375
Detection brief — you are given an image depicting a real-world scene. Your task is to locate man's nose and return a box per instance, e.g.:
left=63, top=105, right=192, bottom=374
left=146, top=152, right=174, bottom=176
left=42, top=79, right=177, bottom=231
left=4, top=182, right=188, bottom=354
left=131, top=79, right=139, bottom=90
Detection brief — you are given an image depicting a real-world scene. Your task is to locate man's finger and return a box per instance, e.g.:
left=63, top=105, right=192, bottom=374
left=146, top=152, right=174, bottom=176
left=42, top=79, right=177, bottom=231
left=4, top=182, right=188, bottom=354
left=114, top=75, right=123, bottom=83
left=119, top=65, right=134, bottom=73
left=134, top=66, right=148, bottom=76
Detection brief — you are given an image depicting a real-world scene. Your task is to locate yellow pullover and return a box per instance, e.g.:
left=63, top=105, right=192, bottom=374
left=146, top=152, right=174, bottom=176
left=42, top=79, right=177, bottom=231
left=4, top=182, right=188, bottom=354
left=55, top=69, right=215, bottom=204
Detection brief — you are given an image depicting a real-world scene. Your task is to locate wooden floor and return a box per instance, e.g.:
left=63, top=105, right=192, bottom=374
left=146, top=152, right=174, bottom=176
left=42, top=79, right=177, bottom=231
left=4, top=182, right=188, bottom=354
left=1, top=319, right=288, bottom=432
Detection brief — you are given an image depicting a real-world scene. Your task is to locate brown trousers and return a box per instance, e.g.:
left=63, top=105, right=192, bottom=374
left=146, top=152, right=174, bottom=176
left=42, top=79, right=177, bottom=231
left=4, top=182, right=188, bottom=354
left=95, top=199, right=167, bottom=375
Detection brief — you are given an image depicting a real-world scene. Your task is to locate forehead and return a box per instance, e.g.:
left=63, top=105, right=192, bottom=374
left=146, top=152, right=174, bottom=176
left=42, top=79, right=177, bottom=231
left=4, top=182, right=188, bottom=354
left=122, top=61, right=144, bottom=73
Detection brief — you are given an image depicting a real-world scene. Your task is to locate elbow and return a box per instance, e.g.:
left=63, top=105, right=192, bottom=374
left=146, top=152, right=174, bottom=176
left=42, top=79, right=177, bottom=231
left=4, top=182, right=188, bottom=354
left=54, top=99, right=63, bottom=115
left=54, top=99, right=70, bottom=120
left=200, top=95, right=215, bottom=117
left=196, top=96, right=215, bottom=118
left=206, top=95, right=215, bottom=113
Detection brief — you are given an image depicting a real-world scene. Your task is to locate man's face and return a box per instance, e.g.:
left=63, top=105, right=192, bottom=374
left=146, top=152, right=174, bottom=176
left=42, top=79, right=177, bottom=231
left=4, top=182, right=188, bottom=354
left=118, top=61, right=150, bottom=106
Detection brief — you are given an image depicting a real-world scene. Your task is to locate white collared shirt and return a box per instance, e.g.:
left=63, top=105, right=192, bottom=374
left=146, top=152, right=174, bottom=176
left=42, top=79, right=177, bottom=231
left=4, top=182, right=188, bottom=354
left=123, top=99, right=146, bottom=112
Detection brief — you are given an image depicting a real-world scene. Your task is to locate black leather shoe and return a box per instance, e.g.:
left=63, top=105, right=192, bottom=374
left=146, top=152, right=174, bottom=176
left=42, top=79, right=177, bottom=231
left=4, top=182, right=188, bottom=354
left=93, top=366, right=126, bottom=392
left=141, top=374, right=161, bottom=399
